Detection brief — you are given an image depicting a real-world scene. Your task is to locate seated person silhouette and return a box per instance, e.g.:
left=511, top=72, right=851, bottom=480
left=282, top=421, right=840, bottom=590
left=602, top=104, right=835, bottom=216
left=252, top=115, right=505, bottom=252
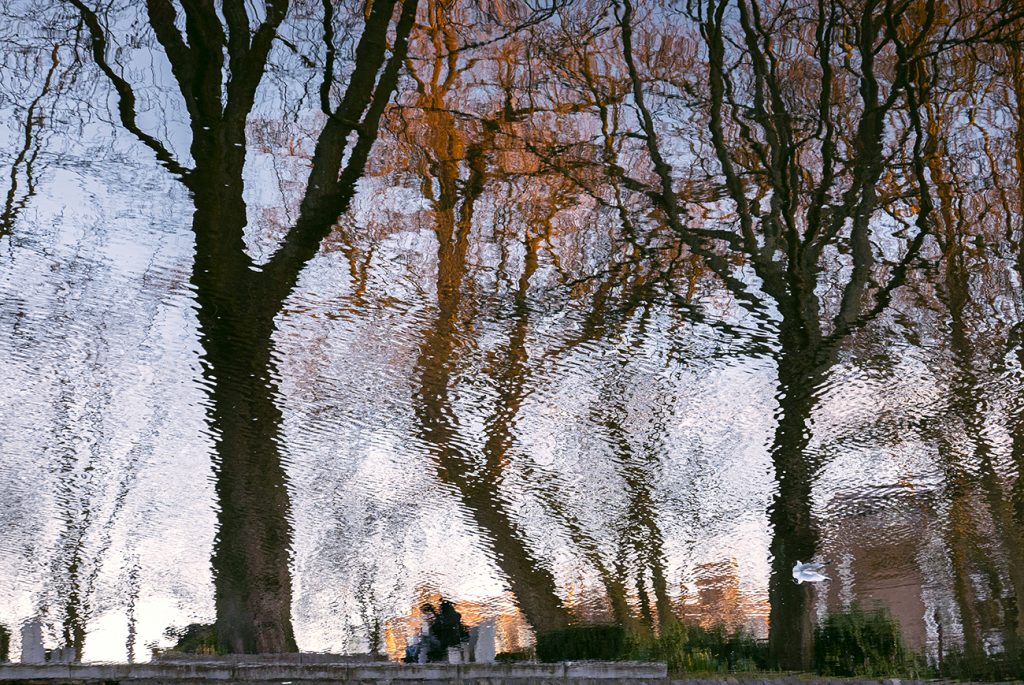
left=429, top=600, right=469, bottom=661
left=404, top=600, right=468, bottom=663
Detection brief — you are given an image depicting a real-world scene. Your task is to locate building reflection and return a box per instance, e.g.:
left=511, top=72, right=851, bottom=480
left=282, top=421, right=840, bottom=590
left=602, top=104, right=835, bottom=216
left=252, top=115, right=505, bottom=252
left=681, top=560, right=769, bottom=639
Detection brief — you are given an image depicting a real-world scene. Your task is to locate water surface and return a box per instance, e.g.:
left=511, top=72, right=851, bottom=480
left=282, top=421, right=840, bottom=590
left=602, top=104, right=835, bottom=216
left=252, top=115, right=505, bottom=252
left=1, top=0, right=1023, bottom=675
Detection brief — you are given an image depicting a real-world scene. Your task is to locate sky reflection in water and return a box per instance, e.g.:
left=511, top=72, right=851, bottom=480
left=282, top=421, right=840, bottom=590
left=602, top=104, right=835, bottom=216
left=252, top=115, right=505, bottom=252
left=0, top=0, right=1023, bottom=674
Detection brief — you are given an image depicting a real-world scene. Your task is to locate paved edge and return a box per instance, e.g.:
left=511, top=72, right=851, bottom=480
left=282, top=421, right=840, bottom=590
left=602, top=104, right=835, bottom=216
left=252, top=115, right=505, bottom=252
left=0, top=663, right=1012, bottom=684
left=0, top=660, right=668, bottom=682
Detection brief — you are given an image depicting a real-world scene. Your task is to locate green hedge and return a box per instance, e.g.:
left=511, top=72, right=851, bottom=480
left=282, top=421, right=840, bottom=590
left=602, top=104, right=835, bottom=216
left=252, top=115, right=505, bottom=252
left=535, top=611, right=1023, bottom=680
left=650, top=623, right=768, bottom=673
left=814, top=605, right=920, bottom=677
left=535, top=622, right=767, bottom=673
left=536, top=624, right=627, bottom=661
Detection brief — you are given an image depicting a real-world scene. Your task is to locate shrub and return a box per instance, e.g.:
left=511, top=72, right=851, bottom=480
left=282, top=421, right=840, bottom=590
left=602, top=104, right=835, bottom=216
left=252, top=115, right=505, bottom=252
left=535, top=624, right=627, bottom=661
left=936, top=647, right=1024, bottom=681
left=548, top=620, right=770, bottom=673
left=651, top=622, right=768, bottom=674
left=813, top=605, right=920, bottom=677
left=164, top=623, right=221, bottom=655
left=537, top=620, right=767, bottom=673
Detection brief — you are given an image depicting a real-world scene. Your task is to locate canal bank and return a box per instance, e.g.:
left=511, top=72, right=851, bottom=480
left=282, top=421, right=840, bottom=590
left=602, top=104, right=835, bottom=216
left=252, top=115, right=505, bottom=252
left=0, top=661, right=1005, bottom=684
left=1, top=661, right=664, bottom=684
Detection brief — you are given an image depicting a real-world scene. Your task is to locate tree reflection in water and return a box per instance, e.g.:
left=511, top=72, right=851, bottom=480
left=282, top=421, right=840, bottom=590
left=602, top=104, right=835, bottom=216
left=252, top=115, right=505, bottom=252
left=0, top=0, right=1022, bottom=674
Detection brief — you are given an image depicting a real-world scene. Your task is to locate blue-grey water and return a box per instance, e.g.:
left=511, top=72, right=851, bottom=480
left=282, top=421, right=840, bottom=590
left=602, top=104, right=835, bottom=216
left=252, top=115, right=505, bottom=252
left=0, top=0, right=1023, bottom=675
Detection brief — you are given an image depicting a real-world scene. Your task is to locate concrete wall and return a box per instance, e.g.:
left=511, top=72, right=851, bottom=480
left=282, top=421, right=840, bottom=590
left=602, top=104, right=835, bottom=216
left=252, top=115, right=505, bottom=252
left=667, top=680, right=989, bottom=685
left=0, top=662, right=1003, bottom=685
left=0, top=660, right=667, bottom=684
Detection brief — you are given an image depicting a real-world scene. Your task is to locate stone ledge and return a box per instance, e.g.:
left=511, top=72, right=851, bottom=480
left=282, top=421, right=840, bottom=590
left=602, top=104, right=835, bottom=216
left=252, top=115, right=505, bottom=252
left=0, top=661, right=668, bottom=683
left=2, top=664, right=994, bottom=685
left=153, top=653, right=380, bottom=665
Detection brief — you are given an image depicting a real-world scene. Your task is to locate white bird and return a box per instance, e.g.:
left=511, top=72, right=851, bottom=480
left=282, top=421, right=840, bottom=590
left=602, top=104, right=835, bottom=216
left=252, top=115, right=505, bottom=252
left=792, top=560, right=829, bottom=584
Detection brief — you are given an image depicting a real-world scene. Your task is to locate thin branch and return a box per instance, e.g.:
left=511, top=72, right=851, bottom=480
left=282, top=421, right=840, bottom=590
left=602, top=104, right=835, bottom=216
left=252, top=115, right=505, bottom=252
left=66, top=0, right=192, bottom=180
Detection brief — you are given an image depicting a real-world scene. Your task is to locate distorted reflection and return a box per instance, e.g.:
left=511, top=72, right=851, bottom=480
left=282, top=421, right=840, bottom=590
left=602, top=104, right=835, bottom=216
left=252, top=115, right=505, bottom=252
left=0, top=0, right=1023, bottom=678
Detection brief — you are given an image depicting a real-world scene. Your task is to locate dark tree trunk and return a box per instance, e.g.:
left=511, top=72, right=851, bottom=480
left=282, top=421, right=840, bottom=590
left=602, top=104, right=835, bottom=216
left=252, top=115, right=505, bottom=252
left=411, top=140, right=571, bottom=635
left=188, top=153, right=298, bottom=653
left=204, top=324, right=297, bottom=654
left=766, top=342, right=822, bottom=671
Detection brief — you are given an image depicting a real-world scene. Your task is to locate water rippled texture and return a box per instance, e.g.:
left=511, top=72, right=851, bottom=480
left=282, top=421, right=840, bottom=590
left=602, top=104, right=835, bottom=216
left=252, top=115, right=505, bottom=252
left=1, top=0, right=1023, bottom=677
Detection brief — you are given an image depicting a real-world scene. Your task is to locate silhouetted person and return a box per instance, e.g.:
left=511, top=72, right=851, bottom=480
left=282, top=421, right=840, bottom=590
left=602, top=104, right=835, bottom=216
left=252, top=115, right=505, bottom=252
left=430, top=599, right=469, bottom=661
